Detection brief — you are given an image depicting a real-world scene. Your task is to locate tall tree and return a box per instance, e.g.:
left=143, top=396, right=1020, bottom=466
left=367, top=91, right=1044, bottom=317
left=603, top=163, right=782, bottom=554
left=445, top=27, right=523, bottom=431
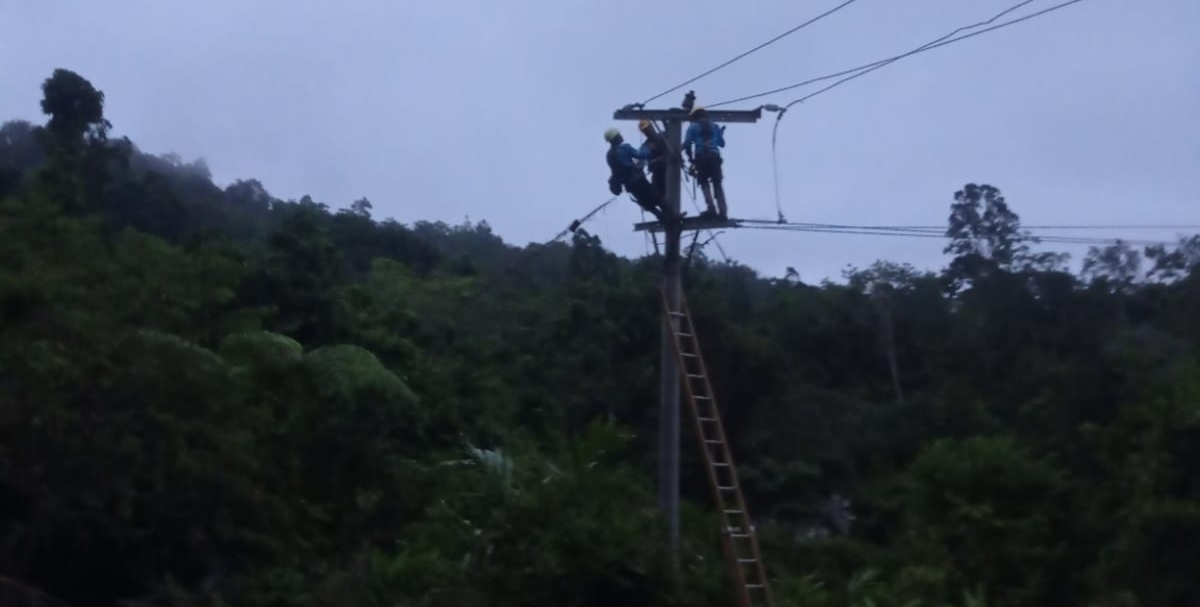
left=39, top=68, right=109, bottom=146
left=943, top=183, right=1035, bottom=289
left=1145, top=235, right=1200, bottom=283
left=32, top=69, right=117, bottom=211
left=1081, top=240, right=1142, bottom=290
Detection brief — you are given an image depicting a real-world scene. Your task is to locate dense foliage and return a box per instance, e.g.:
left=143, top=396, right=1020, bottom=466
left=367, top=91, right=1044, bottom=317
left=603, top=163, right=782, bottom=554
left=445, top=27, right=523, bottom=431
left=2, top=69, right=1198, bottom=607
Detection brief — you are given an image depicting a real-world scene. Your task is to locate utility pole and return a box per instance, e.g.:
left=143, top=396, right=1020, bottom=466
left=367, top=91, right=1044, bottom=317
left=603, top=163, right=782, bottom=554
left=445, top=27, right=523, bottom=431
left=658, top=117, right=683, bottom=549
left=614, top=100, right=762, bottom=556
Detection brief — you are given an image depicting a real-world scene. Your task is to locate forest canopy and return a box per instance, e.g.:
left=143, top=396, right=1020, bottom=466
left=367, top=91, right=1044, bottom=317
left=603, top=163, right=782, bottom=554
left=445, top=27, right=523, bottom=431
left=1, top=68, right=1198, bottom=607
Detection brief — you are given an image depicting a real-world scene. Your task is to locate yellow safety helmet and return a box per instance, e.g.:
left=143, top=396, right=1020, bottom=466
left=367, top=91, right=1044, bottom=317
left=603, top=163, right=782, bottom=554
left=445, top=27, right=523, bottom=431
left=604, top=127, right=621, bottom=142
left=638, top=119, right=652, bottom=131
left=689, top=105, right=706, bottom=117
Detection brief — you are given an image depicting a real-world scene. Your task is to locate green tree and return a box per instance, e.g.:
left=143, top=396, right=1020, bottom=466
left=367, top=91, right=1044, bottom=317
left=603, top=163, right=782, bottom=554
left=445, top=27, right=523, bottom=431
left=1081, top=240, right=1142, bottom=290
left=39, top=68, right=109, bottom=146
left=898, top=436, right=1068, bottom=605
left=5, top=66, right=1200, bottom=607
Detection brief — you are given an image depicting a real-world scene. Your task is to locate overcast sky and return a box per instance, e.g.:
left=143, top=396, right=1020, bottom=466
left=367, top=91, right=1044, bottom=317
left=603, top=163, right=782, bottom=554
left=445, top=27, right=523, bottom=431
left=3, top=0, right=1197, bottom=281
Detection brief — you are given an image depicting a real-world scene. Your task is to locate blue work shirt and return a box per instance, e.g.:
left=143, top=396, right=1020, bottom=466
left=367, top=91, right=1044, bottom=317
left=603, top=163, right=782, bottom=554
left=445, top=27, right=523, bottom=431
left=607, top=142, right=648, bottom=183
left=614, top=142, right=646, bottom=169
left=684, top=120, right=725, bottom=156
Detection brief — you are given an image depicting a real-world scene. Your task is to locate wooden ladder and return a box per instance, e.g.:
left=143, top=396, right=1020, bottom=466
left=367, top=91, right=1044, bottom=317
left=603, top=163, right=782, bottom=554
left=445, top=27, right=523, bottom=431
left=662, top=289, right=774, bottom=607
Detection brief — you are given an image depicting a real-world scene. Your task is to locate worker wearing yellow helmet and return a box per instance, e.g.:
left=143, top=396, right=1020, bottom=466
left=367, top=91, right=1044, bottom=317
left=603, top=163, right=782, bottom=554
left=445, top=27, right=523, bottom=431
left=683, top=106, right=728, bottom=220
left=637, top=120, right=669, bottom=198
left=604, top=127, right=678, bottom=225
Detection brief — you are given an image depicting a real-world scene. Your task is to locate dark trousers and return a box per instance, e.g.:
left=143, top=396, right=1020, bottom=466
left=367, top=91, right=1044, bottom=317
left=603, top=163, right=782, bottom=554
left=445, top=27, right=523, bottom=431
left=626, top=175, right=673, bottom=221
left=694, top=151, right=723, bottom=184
left=649, top=167, right=666, bottom=198
left=694, top=151, right=726, bottom=217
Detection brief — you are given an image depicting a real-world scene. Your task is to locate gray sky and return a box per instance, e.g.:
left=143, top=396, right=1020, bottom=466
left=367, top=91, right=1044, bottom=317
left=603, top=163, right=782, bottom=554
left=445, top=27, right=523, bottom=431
left=3, top=0, right=1197, bottom=281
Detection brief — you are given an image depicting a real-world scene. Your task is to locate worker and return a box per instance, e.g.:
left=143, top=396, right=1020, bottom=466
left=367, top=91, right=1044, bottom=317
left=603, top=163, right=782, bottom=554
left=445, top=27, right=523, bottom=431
left=604, top=127, right=679, bottom=225
left=683, top=106, right=727, bottom=220
left=638, top=119, right=669, bottom=198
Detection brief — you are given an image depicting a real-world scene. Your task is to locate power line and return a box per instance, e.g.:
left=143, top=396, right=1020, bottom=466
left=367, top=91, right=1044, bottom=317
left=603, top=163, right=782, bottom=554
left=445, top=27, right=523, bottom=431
left=742, top=226, right=1175, bottom=247
left=737, top=223, right=1177, bottom=247
left=709, top=0, right=1089, bottom=108
left=737, top=219, right=1200, bottom=232
left=549, top=196, right=619, bottom=242
left=746, top=0, right=1092, bottom=228
left=770, top=117, right=787, bottom=222
left=737, top=218, right=1195, bottom=245
left=639, top=0, right=866, bottom=106
left=784, top=0, right=1089, bottom=109
left=500, top=196, right=622, bottom=277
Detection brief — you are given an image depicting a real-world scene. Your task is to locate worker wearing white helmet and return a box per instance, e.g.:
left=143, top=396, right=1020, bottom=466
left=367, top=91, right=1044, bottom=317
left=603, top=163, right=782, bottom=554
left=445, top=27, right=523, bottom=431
left=604, top=127, right=678, bottom=225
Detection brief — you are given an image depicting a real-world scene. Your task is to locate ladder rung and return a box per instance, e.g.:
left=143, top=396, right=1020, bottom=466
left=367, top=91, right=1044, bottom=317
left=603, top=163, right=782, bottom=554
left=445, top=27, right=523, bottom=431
left=728, top=532, right=750, bottom=538
left=738, top=558, right=757, bottom=563
left=686, top=374, right=704, bottom=380
left=678, top=332, right=693, bottom=338
left=698, top=416, right=716, bottom=422
left=668, top=311, right=685, bottom=317
left=705, top=439, right=722, bottom=445
left=747, top=584, right=765, bottom=590
left=682, top=352, right=698, bottom=358
left=713, top=462, right=730, bottom=467
left=695, top=395, right=711, bottom=400
left=724, top=509, right=743, bottom=514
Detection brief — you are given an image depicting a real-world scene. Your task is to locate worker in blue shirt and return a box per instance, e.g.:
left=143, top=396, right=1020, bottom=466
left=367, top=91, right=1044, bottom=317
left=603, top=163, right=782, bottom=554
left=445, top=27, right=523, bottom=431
left=683, top=106, right=727, bottom=220
left=604, top=127, right=678, bottom=225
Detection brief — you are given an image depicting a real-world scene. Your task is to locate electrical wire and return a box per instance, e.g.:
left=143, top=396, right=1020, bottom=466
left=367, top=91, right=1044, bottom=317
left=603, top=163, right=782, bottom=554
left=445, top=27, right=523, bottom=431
left=713, top=235, right=732, bottom=263
left=548, top=196, right=619, bottom=242
left=709, top=0, right=1089, bottom=109
left=736, top=218, right=1200, bottom=232
left=502, top=196, right=622, bottom=276
left=749, top=0, right=1093, bottom=229
left=742, top=226, right=1175, bottom=247
left=737, top=223, right=1178, bottom=247
left=639, top=0, right=866, bottom=106
left=784, top=0, right=1090, bottom=109
left=770, top=116, right=787, bottom=222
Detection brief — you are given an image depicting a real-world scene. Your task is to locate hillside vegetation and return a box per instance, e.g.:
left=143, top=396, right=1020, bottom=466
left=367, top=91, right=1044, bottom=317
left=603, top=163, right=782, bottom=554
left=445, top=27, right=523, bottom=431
left=2, top=69, right=1198, bottom=607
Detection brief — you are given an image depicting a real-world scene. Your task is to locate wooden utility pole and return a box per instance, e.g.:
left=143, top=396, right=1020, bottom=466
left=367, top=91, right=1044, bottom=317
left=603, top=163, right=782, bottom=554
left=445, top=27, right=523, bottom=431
left=613, top=102, right=762, bottom=553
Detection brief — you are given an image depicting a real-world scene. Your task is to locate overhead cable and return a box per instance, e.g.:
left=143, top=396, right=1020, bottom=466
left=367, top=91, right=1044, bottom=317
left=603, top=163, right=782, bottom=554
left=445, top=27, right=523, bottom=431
left=737, top=223, right=1176, bottom=247
left=778, top=0, right=1090, bottom=109
left=639, top=0, right=866, bottom=106
left=748, top=0, right=1093, bottom=227
left=736, top=219, right=1200, bottom=232
left=710, top=0, right=1090, bottom=108
left=502, top=196, right=622, bottom=276
left=551, top=196, right=619, bottom=242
